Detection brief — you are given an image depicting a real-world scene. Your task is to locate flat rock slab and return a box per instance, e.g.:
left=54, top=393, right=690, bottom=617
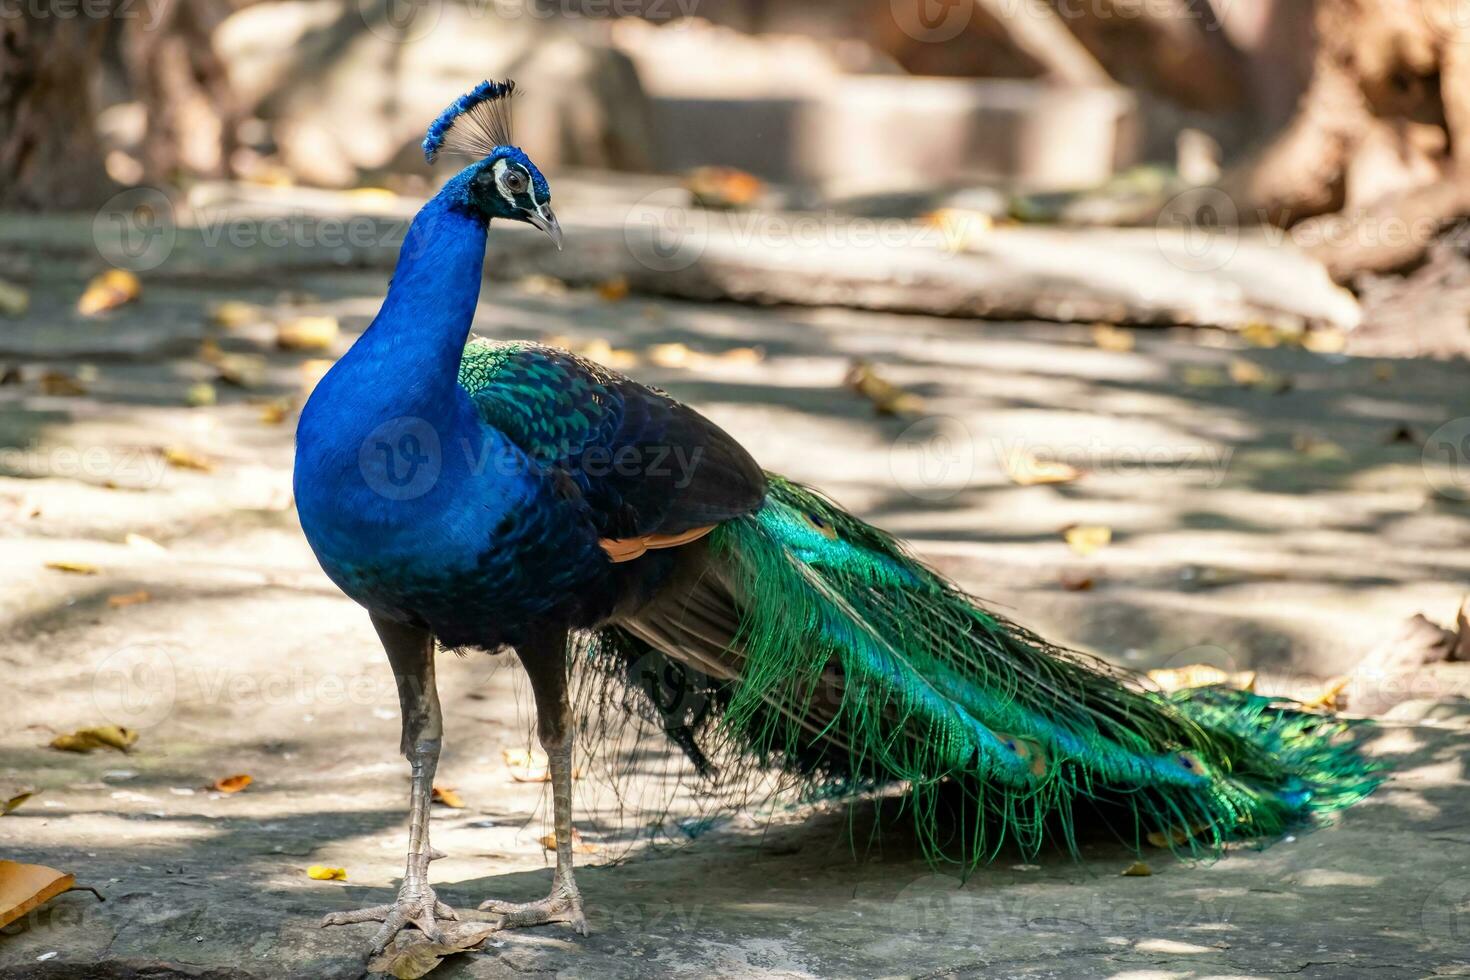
left=0, top=245, right=1467, bottom=979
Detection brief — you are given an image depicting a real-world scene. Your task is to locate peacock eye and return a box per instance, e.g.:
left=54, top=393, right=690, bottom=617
left=504, top=170, right=527, bottom=193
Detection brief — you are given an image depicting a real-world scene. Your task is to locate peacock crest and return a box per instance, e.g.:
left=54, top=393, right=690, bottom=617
left=423, top=78, right=517, bottom=163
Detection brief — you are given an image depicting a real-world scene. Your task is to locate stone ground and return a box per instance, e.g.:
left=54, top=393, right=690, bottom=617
left=2, top=218, right=1470, bottom=978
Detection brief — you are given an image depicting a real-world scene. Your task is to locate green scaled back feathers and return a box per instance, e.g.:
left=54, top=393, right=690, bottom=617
left=588, top=475, right=1381, bottom=867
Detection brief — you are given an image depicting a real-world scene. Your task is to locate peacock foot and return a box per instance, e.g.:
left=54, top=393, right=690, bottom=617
left=321, top=882, right=462, bottom=954
left=479, top=881, right=588, bottom=935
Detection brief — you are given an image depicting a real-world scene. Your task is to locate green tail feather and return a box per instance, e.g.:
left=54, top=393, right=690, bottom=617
left=587, top=475, right=1381, bottom=864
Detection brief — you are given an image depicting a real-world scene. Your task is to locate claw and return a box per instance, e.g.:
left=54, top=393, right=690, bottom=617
left=479, top=887, right=588, bottom=935
left=321, top=884, right=463, bottom=954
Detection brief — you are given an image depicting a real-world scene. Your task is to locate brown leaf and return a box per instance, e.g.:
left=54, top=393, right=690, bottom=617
left=0, top=860, right=75, bottom=929
left=258, top=399, right=291, bottom=425
left=276, top=315, right=340, bottom=352
left=1302, top=329, right=1346, bottom=353
left=2, top=791, right=36, bottom=815
left=366, top=928, right=494, bottom=980
left=209, top=300, right=270, bottom=330
left=503, top=747, right=550, bottom=783
left=1121, top=861, right=1153, bottom=877
left=78, top=269, right=141, bottom=316
left=1003, top=452, right=1080, bottom=487
left=213, top=773, right=252, bottom=793
left=432, top=785, right=464, bottom=808
left=39, top=370, right=88, bottom=397
left=107, top=590, right=151, bottom=608
left=1059, top=569, right=1094, bottom=591
left=537, top=827, right=600, bottom=855
left=46, top=561, right=98, bottom=575
left=161, top=446, right=214, bottom=472
left=49, top=725, right=137, bottom=753
left=683, top=166, right=764, bottom=209
left=1091, top=324, right=1135, bottom=352
left=596, top=277, right=630, bottom=302
left=1301, top=676, right=1350, bottom=711
left=1063, top=524, right=1111, bottom=556
left=844, top=361, right=924, bottom=417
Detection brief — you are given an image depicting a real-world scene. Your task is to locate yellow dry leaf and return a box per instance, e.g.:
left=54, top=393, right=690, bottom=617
left=1121, top=861, right=1153, bottom=877
left=46, top=560, right=98, bottom=575
left=49, top=725, right=137, bottom=753
left=717, top=346, right=764, bottom=365
left=1091, top=324, right=1135, bottom=352
left=213, top=773, right=252, bottom=793
left=306, top=865, right=347, bottom=881
left=1063, top=524, right=1111, bottom=556
left=258, top=399, right=291, bottom=425
left=366, top=924, right=498, bottom=980
left=344, top=187, right=398, bottom=204
left=185, top=382, right=217, bottom=407
left=1004, top=453, right=1080, bottom=487
left=432, top=785, right=464, bottom=808
left=162, top=446, right=214, bottom=472
left=0, top=279, right=29, bottom=317
left=209, top=300, right=269, bottom=330
left=683, top=166, right=764, bottom=209
left=1372, top=362, right=1394, bottom=382
left=597, top=277, right=630, bottom=302
left=924, top=208, right=994, bottom=252
left=574, top=338, right=638, bottom=371
left=0, top=860, right=75, bottom=929
left=2, top=791, right=36, bottom=816
left=107, top=590, right=151, bottom=608
left=844, top=361, right=925, bottom=417
left=1147, top=664, right=1256, bottom=693
left=276, top=315, right=340, bottom=352
left=502, top=747, right=550, bottom=783
left=1302, top=676, right=1350, bottom=712
left=124, top=533, right=167, bottom=554
left=1302, top=329, right=1346, bottom=354
left=537, top=828, right=600, bottom=855
left=39, top=371, right=87, bottom=397
left=78, top=269, right=141, bottom=316
left=648, top=343, right=693, bottom=368
left=1238, top=322, right=1293, bottom=349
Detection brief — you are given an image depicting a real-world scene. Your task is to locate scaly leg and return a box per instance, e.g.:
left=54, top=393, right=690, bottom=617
left=479, top=626, right=588, bottom=935
left=322, top=612, right=463, bottom=953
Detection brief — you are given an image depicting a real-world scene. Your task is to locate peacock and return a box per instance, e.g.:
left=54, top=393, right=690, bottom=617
left=293, top=80, right=1380, bottom=955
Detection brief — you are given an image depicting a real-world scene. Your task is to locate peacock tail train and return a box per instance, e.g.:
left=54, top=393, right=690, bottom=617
left=577, top=475, right=1382, bottom=866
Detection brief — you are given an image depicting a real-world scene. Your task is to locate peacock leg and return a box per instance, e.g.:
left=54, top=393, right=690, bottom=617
left=322, top=612, right=462, bottom=954
left=480, top=627, right=589, bottom=935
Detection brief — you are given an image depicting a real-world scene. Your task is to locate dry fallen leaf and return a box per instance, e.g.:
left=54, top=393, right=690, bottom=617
left=537, top=828, right=601, bottom=855
left=38, top=370, right=88, bottom=397
left=107, top=590, right=151, bottom=609
left=276, top=315, right=340, bottom=352
left=201, top=343, right=267, bottom=389
left=2, top=791, right=36, bottom=816
left=185, top=382, right=217, bottom=408
left=124, top=532, right=168, bottom=554
left=0, top=279, right=29, bottom=318
left=596, top=277, right=630, bottom=302
left=923, top=207, right=995, bottom=252
left=49, top=725, right=137, bottom=753
left=306, top=865, right=348, bottom=881
left=1091, top=324, right=1135, bottom=352
left=502, top=747, right=579, bottom=783
left=1121, top=861, right=1153, bottom=877
left=366, top=923, right=498, bottom=980
left=0, top=861, right=75, bottom=929
left=161, top=446, right=214, bottom=472
left=1302, top=329, right=1346, bottom=353
left=213, top=773, right=252, bottom=793
left=1291, top=433, right=1348, bottom=461
left=1063, top=524, right=1112, bottom=556
left=648, top=342, right=694, bottom=368
left=432, top=785, right=464, bottom=808
left=844, top=361, right=925, bottom=417
left=1004, top=452, right=1080, bottom=487
left=1301, top=676, right=1351, bottom=711
left=78, top=269, right=141, bottom=316
left=1373, top=362, right=1395, bottom=382
left=258, top=399, right=291, bottom=425
left=1228, top=357, right=1290, bottom=392
left=1147, top=664, right=1256, bottom=693
left=46, top=561, right=98, bottom=575
left=683, top=165, right=764, bottom=209
left=209, top=300, right=269, bottom=330
left=1059, top=569, right=1094, bottom=591
left=1181, top=366, right=1228, bottom=388
left=1237, top=322, right=1296, bottom=349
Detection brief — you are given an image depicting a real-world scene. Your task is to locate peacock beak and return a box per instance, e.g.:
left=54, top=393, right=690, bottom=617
left=527, top=205, right=563, bottom=251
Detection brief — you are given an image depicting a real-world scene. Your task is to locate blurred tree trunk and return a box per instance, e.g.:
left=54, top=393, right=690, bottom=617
left=1215, top=0, right=1470, bottom=278
left=0, top=5, right=116, bottom=209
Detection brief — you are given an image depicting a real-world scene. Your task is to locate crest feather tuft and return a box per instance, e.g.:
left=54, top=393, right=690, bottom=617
left=423, top=79, right=516, bottom=164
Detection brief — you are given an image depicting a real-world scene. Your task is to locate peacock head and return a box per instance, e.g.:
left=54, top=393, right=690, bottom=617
left=423, top=80, right=562, bottom=249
